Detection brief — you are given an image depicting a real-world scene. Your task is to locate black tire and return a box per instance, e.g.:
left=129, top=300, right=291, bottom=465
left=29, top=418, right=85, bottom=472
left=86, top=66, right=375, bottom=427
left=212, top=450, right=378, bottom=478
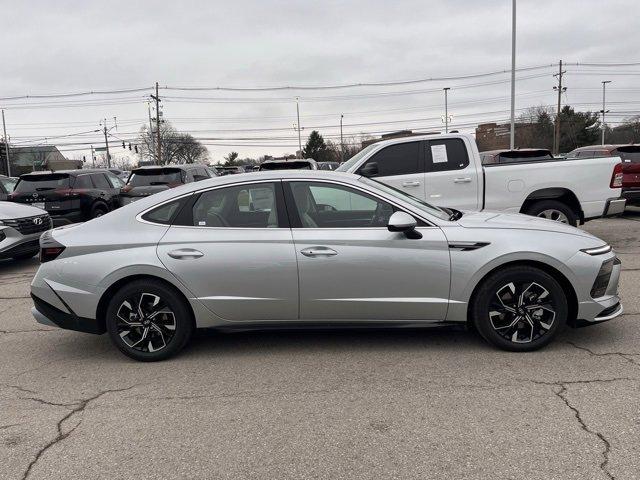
left=90, top=203, right=108, bottom=219
left=105, top=279, right=194, bottom=361
left=471, top=265, right=568, bottom=352
left=525, top=200, right=578, bottom=226
left=12, top=250, right=38, bottom=261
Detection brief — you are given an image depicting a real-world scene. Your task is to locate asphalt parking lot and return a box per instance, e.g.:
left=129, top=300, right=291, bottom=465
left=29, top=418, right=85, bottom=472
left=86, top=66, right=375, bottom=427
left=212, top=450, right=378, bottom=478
left=1, top=213, right=639, bottom=480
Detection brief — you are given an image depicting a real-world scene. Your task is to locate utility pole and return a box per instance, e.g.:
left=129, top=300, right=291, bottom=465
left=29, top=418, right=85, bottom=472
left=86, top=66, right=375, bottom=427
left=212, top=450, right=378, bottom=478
left=1, top=109, right=10, bottom=177
left=601, top=80, right=611, bottom=146
left=102, top=118, right=111, bottom=168
left=148, top=102, right=156, bottom=164
left=295, top=97, right=302, bottom=158
left=443, top=87, right=451, bottom=133
left=90, top=145, right=95, bottom=168
left=509, top=0, right=516, bottom=149
left=340, top=114, right=344, bottom=162
left=552, top=60, right=567, bottom=155
left=150, top=82, right=162, bottom=164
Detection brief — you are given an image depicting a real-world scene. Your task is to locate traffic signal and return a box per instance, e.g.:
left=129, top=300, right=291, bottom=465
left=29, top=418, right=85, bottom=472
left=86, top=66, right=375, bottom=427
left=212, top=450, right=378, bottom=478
left=128, top=143, right=132, bottom=150
left=134, top=145, right=138, bottom=153
left=122, top=141, right=126, bottom=149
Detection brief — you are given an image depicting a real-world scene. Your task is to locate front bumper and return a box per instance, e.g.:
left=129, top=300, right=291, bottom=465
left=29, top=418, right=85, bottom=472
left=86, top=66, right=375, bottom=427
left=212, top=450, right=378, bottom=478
left=0, top=227, right=43, bottom=259
left=603, top=198, right=626, bottom=216
left=574, top=255, right=624, bottom=326
left=31, top=294, right=105, bottom=334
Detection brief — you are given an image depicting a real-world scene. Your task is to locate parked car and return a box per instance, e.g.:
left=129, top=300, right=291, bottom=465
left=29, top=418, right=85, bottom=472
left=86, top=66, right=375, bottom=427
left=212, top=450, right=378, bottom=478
left=337, top=133, right=625, bottom=226
left=317, top=161, right=341, bottom=171
left=259, top=158, right=318, bottom=171
left=216, top=166, right=246, bottom=175
left=31, top=171, right=621, bottom=361
left=9, top=170, right=123, bottom=226
left=120, top=164, right=213, bottom=206
left=0, top=202, right=51, bottom=260
left=0, top=176, right=18, bottom=201
left=567, top=144, right=640, bottom=206
left=480, top=148, right=554, bottom=165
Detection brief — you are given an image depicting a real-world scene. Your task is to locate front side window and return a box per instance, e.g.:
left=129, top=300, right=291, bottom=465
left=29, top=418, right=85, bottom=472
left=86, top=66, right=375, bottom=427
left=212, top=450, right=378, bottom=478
left=191, top=182, right=280, bottom=228
left=91, top=173, right=111, bottom=189
left=73, top=175, right=93, bottom=189
left=105, top=172, right=124, bottom=188
left=288, top=181, right=396, bottom=228
left=359, top=141, right=420, bottom=177
left=426, top=138, right=470, bottom=172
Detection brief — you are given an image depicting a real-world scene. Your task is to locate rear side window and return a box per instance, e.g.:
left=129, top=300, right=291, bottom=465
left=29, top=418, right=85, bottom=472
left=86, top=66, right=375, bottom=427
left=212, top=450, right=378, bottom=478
left=73, top=175, right=93, bottom=189
left=360, top=142, right=421, bottom=177
left=14, top=174, right=70, bottom=193
left=91, top=173, right=111, bottom=189
left=426, top=139, right=469, bottom=172
left=141, top=199, right=185, bottom=225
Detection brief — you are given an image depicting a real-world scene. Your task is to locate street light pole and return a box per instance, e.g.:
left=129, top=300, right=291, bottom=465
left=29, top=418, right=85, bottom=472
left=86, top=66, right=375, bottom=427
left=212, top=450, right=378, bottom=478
left=509, top=0, right=516, bottom=149
left=601, top=80, right=611, bottom=145
left=296, top=97, right=302, bottom=158
left=1, top=109, right=10, bottom=177
left=443, top=87, right=450, bottom=133
left=102, top=118, right=111, bottom=168
left=340, top=114, right=344, bottom=162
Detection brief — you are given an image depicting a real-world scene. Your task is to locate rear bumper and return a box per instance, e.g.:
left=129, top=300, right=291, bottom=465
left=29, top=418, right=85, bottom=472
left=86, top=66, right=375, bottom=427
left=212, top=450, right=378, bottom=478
left=50, top=210, right=84, bottom=226
left=622, top=188, right=640, bottom=205
left=603, top=198, right=626, bottom=216
left=31, top=294, right=105, bottom=334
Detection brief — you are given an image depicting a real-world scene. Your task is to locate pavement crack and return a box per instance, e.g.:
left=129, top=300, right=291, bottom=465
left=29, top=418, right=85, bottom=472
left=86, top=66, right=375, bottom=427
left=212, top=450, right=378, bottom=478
left=565, top=341, right=640, bottom=367
left=554, top=384, right=615, bottom=480
left=21, top=385, right=137, bottom=480
left=0, top=423, right=21, bottom=430
left=1, top=383, right=39, bottom=395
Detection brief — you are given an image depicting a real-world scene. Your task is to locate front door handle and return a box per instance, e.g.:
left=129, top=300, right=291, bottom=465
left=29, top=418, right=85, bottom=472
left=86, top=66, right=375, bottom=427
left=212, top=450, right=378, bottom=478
left=168, top=248, right=204, bottom=259
left=300, top=247, right=338, bottom=257
left=454, top=177, right=472, bottom=183
left=402, top=181, right=421, bottom=187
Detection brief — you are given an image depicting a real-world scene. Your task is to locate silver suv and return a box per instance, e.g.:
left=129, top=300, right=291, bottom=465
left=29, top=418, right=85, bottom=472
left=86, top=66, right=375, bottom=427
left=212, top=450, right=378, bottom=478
left=0, top=203, right=52, bottom=260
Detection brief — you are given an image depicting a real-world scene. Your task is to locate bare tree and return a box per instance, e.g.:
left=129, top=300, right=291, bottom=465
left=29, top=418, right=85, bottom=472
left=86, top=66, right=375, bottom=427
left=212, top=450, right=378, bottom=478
left=138, top=122, right=209, bottom=165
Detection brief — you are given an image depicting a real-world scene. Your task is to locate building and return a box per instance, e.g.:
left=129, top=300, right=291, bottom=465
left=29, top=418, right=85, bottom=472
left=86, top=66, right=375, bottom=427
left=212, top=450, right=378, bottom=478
left=475, top=122, right=538, bottom=151
left=7, top=146, right=80, bottom=176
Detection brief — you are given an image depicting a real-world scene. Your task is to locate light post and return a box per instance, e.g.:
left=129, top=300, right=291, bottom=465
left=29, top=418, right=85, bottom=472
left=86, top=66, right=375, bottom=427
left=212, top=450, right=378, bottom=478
left=509, top=0, right=516, bottom=149
left=295, top=97, right=302, bottom=158
left=601, top=80, right=611, bottom=145
left=443, top=88, right=450, bottom=133
left=340, top=114, right=344, bottom=162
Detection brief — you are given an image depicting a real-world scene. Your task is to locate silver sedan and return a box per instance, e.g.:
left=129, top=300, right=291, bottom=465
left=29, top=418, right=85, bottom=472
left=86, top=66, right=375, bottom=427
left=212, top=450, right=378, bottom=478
left=30, top=171, right=623, bottom=361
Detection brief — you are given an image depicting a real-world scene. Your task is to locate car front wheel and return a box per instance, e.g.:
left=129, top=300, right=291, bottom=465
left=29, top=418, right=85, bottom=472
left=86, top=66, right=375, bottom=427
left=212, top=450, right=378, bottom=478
left=471, top=266, right=568, bottom=351
left=105, top=280, right=193, bottom=361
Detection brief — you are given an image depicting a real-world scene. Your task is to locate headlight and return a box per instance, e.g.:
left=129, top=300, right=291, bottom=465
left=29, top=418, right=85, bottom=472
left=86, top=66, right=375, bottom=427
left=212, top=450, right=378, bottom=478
left=581, top=244, right=612, bottom=255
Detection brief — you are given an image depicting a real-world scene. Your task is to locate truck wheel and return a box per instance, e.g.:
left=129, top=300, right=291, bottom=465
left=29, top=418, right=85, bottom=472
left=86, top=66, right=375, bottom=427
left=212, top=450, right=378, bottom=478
left=525, top=200, right=578, bottom=226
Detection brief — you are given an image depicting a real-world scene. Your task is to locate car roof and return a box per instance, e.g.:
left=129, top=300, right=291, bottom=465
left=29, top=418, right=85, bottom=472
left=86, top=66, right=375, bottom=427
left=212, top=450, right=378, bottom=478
left=19, top=169, right=114, bottom=177
left=132, top=164, right=205, bottom=171
left=262, top=158, right=317, bottom=164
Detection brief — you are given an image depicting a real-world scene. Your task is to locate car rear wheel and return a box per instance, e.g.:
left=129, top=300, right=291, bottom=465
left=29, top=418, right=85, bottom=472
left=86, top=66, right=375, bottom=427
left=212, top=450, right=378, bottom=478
left=471, top=266, right=568, bottom=351
left=90, top=204, right=108, bottom=219
left=525, top=200, right=578, bottom=226
left=105, top=280, right=193, bottom=361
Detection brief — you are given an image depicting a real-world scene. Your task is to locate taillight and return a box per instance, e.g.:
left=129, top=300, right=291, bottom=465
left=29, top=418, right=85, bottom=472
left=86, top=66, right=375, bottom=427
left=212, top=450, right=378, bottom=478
left=40, top=246, right=65, bottom=263
left=610, top=163, right=623, bottom=188
left=122, top=185, right=133, bottom=193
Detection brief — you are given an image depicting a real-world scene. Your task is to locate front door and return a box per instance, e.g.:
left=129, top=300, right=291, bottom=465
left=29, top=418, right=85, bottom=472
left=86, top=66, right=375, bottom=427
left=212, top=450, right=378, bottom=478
left=285, top=180, right=451, bottom=322
left=157, top=181, right=298, bottom=322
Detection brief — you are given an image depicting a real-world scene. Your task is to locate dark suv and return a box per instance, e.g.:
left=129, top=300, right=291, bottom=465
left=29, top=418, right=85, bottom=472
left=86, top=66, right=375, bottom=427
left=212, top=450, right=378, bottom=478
left=9, top=170, right=124, bottom=225
left=120, top=164, right=215, bottom=205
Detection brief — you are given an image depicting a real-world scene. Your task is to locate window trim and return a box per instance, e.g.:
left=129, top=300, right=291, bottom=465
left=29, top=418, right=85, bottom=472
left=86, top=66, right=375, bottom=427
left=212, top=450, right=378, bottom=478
left=282, top=179, right=436, bottom=229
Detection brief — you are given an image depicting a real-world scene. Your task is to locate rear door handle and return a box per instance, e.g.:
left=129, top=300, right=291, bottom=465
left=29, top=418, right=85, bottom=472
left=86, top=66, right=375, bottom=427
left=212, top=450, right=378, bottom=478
left=168, top=248, right=204, bottom=259
left=300, top=247, right=338, bottom=257
left=402, top=181, right=421, bottom=187
left=454, top=177, right=472, bottom=183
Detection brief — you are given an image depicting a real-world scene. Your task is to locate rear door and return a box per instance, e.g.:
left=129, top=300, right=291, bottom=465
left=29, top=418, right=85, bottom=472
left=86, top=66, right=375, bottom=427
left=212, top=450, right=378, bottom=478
left=90, top=173, right=117, bottom=209
left=424, top=137, right=480, bottom=210
left=156, top=181, right=299, bottom=322
left=357, top=140, right=425, bottom=199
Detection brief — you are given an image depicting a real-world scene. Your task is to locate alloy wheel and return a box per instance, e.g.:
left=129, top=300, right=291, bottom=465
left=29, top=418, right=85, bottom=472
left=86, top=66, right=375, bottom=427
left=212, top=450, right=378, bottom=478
left=488, top=281, right=556, bottom=344
left=536, top=209, right=569, bottom=223
left=115, top=292, right=177, bottom=353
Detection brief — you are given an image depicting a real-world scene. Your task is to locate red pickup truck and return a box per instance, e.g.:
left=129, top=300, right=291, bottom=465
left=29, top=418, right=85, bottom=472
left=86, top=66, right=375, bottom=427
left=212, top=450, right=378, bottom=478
left=568, top=144, right=640, bottom=206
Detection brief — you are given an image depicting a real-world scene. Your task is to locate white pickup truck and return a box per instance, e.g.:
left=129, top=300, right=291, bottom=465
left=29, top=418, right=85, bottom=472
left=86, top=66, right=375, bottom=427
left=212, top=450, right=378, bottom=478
left=336, top=133, right=626, bottom=225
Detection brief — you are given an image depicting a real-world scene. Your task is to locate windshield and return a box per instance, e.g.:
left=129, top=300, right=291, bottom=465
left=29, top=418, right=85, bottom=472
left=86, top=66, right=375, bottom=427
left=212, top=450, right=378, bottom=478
left=359, top=177, right=451, bottom=221
left=336, top=144, right=378, bottom=172
left=14, top=174, right=70, bottom=192
left=128, top=168, right=184, bottom=186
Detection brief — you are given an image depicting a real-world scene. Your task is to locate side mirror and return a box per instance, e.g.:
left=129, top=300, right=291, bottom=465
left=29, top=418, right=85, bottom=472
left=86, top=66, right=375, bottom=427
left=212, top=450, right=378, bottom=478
left=359, top=161, right=378, bottom=177
left=387, top=211, right=422, bottom=239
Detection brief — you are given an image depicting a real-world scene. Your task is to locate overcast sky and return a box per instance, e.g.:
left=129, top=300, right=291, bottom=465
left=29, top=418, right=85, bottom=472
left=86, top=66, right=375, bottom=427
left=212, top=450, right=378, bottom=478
left=1, top=0, right=638, bottom=165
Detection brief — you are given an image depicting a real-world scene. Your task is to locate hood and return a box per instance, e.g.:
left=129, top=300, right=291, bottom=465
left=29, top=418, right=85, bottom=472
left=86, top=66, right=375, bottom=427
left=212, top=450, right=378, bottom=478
left=0, top=201, right=48, bottom=220
left=456, top=211, right=598, bottom=239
